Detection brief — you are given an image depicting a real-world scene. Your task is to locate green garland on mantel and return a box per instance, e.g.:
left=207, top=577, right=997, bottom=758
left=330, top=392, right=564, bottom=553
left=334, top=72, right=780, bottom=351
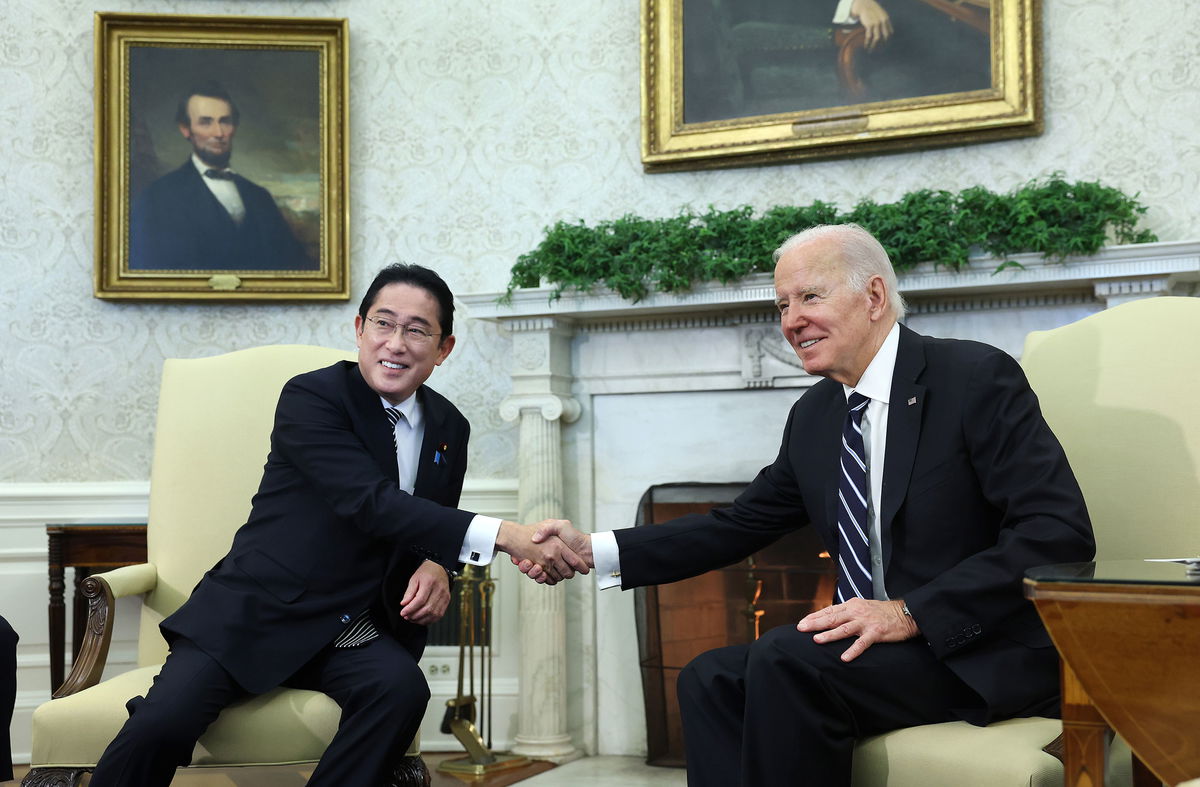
left=503, top=175, right=1157, bottom=304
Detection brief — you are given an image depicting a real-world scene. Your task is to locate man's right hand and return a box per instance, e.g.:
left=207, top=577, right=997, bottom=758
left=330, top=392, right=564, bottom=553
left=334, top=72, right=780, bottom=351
left=851, top=0, right=893, bottom=50
left=512, top=520, right=594, bottom=583
left=496, top=519, right=590, bottom=585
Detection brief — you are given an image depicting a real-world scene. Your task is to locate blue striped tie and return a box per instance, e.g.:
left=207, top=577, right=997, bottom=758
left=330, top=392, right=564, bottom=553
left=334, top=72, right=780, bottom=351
left=836, top=392, right=874, bottom=603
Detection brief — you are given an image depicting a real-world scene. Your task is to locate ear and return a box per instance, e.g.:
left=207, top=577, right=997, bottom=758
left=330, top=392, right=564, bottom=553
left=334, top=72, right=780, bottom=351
left=434, top=335, right=456, bottom=366
left=865, top=275, right=889, bottom=321
left=178, top=124, right=192, bottom=140
left=353, top=314, right=365, bottom=347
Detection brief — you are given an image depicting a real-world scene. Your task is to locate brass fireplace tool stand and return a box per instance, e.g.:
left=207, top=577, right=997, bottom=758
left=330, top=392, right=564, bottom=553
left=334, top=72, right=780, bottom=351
left=436, top=565, right=528, bottom=777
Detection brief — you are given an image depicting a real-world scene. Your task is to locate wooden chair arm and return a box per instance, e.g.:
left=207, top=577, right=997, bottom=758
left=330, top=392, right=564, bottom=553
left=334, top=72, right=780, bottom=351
left=51, top=563, right=158, bottom=699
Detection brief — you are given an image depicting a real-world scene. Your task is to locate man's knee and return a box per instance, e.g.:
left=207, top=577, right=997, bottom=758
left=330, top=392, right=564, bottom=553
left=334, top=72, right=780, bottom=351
left=746, top=624, right=837, bottom=683
left=678, top=644, right=746, bottom=709
left=359, top=655, right=430, bottom=710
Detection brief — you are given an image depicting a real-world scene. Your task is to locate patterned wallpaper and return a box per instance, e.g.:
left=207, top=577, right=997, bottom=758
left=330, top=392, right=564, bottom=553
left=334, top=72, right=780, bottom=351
left=0, top=0, right=1196, bottom=483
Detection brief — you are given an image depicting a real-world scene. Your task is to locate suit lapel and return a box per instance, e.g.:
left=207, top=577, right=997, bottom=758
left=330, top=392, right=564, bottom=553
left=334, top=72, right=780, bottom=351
left=347, top=364, right=401, bottom=488
left=818, top=384, right=848, bottom=533
left=881, top=325, right=926, bottom=568
left=414, top=387, right=448, bottom=499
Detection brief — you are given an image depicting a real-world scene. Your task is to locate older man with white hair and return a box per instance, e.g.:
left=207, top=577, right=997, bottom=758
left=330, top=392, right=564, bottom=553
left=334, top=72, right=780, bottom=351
left=522, top=223, right=1095, bottom=786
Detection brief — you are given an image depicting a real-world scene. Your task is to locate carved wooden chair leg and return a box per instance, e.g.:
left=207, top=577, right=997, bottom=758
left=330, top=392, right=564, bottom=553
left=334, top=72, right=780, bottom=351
left=20, top=767, right=88, bottom=787
left=388, top=755, right=431, bottom=787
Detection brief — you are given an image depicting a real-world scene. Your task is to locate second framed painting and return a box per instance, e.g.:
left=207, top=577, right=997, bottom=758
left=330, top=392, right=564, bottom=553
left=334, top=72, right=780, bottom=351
left=94, top=13, right=349, bottom=301
left=642, top=0, right=1041, bottom=171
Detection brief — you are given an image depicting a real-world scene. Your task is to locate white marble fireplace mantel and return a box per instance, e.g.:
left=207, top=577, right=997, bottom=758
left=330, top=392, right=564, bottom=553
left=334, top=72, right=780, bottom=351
left=468, top=239, right=1200, bottom=321
left=460, top=239, right=1200, bottom=757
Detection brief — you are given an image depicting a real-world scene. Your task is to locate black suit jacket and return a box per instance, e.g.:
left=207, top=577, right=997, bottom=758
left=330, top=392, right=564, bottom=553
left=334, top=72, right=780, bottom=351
left=616, top=325, right=1095, bottom=724
left=162, top=361, right=474, bottom=694
left=129, top=160, right=314, bottom=271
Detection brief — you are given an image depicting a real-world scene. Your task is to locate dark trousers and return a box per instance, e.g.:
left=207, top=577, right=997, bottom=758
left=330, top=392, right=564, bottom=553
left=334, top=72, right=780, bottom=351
left=0, top=615, right=17, bottom=783
left=90, top=635, right=429, bottom=786
left=678, top=624, right=979, bottom=787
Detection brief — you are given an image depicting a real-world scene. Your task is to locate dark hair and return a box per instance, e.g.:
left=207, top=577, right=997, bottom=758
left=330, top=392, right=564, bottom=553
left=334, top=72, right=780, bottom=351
left=174, top=81, right=241, bottom=127
left=359, top=264, right=455, bottom=339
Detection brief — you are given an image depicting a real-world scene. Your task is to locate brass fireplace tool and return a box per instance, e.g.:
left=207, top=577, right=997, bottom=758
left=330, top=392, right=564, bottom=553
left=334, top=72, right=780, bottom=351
left=436, top=565, right=528, bottom=777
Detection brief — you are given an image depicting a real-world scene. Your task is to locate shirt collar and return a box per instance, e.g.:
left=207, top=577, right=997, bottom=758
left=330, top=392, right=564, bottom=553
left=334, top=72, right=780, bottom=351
left=843, top=322, right=900, bottom=405
left=191, top=154, right=234, bottom=178
left=380, top=391, right=423, bottom=431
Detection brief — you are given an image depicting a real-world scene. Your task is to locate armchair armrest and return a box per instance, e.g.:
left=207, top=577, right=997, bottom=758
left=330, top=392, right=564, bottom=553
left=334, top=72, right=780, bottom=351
left=100, top=562, right=159, bottom=598
left=53, top=562, right=158, bottom=699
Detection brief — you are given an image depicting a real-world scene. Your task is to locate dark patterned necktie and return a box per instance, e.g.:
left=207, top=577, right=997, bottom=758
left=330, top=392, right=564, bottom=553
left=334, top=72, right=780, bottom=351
left=836, top=392, right=874, bottom=603
left=385, top=406, right=401, bottom=451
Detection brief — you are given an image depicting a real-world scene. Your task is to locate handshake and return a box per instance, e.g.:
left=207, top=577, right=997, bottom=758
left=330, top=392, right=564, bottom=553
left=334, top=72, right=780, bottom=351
left=496, top=519, right=593, bottom=586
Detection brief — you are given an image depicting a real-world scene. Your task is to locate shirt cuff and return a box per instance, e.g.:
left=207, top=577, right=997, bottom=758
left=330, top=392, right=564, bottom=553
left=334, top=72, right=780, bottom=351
left=592, top=531, right=623, bottom=590
left=459, top=515, right=501, bottom=565
left=833, top=0, right=857, bottom=24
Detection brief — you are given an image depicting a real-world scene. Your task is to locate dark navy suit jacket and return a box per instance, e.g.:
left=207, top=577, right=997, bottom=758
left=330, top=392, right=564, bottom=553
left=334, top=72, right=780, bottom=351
left=162, top=361, right=473, bottom=693
left=129, top=160, right=314, bottom=271
left=615, top=325, right=1095, bottom=724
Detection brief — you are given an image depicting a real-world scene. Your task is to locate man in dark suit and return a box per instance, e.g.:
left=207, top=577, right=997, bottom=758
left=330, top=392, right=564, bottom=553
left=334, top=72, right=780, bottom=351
left=90, top=264, right=587, bottom=786
left=128, top=81, right=314, bottom=271
left=521, top=224, right=1095, bottom=786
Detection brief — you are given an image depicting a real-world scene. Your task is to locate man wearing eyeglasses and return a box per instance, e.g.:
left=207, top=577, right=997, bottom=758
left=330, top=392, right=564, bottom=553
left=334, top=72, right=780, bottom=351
left=90, top=264, right=587, bottom=787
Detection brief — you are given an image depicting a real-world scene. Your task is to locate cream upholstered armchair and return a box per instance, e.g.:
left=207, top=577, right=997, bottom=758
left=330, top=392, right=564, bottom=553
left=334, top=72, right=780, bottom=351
left=24, top=346, right=427, bottom=787
left=850, top=296, right=1200, bottom=785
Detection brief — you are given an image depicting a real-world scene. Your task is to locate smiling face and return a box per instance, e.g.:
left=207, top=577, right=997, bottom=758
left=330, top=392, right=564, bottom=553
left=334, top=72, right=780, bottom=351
left=179, top=95, right=237, bottom=168
left=355, top=283, right=455, bottom=404
left=773, top=235, right=892, bottom=387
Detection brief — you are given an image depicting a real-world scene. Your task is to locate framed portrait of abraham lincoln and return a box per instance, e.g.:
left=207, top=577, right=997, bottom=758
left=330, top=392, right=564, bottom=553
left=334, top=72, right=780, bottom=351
left=641, top=0, right=1041, bottom=172
left=94, top=13, right=349, bottom=301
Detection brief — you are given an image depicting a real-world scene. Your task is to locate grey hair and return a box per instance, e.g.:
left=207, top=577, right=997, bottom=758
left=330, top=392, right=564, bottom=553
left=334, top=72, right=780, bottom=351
left=773, top=223, right=907, bottom=320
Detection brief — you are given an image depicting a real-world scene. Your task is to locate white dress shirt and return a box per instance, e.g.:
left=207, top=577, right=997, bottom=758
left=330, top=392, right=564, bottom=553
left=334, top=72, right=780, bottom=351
left=832, top=0, right=859, bottom=25
left=379, top=394, right=499, bottom=566
left=594, top=322, right=901, bottom=597
left=191, top=154, right=246, bottom=224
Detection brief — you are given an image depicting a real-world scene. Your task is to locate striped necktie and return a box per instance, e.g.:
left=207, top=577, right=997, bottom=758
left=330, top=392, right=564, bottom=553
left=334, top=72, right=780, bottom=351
left=835, top=392, right=874, bottom=603
left=384, top=406, right=401, bottom=450
left=332, top=407, right=402, bottom=649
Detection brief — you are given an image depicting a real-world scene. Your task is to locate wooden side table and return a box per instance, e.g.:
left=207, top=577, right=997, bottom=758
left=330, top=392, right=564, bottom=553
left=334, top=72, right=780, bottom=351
left=1025, top=560, right=1200, bottom=786
left=46, top=523, right=147, bottom=693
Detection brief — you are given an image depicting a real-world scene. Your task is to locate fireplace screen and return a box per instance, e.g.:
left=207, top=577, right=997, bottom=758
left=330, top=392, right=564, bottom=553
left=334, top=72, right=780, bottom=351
left=634, top=483, right=836, bottom=766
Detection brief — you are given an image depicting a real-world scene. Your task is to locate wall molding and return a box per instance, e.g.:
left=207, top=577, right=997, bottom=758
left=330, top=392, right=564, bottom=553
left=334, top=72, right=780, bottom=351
left=0, top=481, right=150, bottom=525
left=0, top=478, right=518, bottom=524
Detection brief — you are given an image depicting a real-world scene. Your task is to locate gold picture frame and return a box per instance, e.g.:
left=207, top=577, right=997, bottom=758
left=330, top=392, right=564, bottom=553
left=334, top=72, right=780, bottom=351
left=641, top=0, right=1041, bottom=172
left=94, top=13, right=349, bottom=301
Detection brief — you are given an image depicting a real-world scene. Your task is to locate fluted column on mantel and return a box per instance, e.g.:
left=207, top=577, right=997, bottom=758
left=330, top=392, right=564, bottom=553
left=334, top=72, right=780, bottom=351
left=499, top=317, right=582, bottom=761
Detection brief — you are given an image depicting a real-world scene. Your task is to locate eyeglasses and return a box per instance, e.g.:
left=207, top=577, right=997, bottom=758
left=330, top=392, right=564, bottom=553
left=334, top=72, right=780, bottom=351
left=363, top=315, right=441, bottom=346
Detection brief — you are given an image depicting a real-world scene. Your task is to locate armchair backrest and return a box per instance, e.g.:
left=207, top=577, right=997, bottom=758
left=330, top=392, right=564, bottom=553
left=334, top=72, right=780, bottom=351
left=137, top=345, right=354, bottom=666
left=1022, top=296, right=1200, bottom=561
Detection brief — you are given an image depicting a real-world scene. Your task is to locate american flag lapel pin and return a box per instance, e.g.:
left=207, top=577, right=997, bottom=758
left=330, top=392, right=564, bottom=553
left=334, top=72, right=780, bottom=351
left=908, top=396, right=917, bottom=406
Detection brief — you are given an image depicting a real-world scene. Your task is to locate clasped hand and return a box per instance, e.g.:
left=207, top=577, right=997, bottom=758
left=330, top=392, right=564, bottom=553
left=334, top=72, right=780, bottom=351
left=797, top=597, right=919, bottom=662
left=510, top=519, right=593, bottom=585
left=497, top=519, right=590, bottom=585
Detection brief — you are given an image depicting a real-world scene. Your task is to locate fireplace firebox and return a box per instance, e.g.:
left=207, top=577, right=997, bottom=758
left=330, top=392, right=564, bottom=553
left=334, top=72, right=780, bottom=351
left=634, top=483, right=836, bottom=766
